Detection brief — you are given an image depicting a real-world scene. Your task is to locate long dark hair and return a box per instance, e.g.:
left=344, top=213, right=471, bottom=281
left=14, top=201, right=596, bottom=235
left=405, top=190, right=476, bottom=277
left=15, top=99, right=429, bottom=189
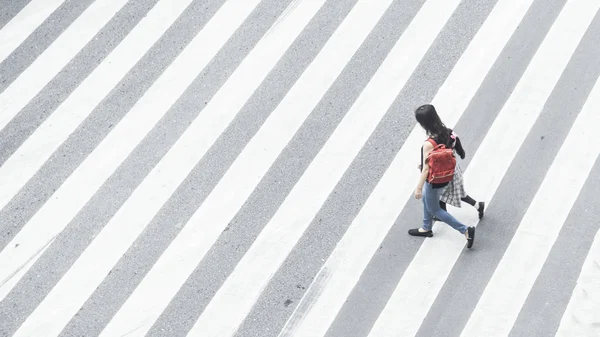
left=414, top=104, right=452, bottom=147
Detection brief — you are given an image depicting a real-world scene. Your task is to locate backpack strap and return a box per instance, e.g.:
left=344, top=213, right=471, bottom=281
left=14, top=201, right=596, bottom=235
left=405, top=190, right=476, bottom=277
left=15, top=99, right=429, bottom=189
left=427, top=138, right=437, bottom=147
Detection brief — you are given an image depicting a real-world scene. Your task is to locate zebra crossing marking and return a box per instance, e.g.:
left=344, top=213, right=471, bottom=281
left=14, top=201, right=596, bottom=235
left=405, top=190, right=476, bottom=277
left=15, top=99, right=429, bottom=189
left=0, top=0, right=598, bottom=336
left=186, top=0, right=465, bottom=335
left=0, top=0, right=194, bottom=214
left=370, top=1, right=599, bottom=335
left=461, top=55, right=600, bottom=336
left=0, top=0, right=261, bottom=304
left=278, top=0, right=536, bottom=335
left=100, top=0, right=399, bottom=335
left=0, top=0, right=66, bottom=63
left=0, top=0, right=196, bottom=299
left=10, top=0, right=329, bottom=335
left=555, top=229, right=600, bottom=337
left=0, top=0, right=129, bottom=132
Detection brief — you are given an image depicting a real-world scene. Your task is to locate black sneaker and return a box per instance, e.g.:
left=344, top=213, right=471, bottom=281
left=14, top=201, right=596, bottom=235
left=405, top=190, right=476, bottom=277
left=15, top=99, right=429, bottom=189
left=466, top=226, right=475, bottom=248
left=477, top=202, right=485, bottom=219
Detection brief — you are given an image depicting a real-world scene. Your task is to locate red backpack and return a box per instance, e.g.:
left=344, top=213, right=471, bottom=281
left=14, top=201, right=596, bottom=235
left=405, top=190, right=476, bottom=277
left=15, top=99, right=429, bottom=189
left=426, top=138, right=456, bottom=184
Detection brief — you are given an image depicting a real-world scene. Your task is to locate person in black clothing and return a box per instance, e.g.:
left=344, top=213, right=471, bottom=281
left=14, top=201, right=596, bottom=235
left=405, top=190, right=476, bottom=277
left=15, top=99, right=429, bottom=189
left=409, top=104, right=475, bottom=248
left=433, top=129, right=485, bottom=221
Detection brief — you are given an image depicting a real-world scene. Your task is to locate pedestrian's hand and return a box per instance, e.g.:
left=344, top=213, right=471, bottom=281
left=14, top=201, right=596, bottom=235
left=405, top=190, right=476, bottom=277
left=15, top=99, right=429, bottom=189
left=414, top=187, right=422, bottom=199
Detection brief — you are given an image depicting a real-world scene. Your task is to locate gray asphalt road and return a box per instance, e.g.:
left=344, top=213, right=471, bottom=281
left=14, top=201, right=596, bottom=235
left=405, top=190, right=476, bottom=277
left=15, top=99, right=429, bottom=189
left=0, top=0, right=599, bottom=336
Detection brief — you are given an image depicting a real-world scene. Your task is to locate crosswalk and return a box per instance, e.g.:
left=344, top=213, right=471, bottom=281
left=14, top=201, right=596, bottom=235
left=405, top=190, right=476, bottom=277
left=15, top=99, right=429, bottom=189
left=0, top=0, right=599, bottom=336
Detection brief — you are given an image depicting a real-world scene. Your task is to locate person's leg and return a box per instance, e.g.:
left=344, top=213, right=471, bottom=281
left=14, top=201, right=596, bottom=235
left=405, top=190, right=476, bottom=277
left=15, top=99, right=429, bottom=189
left=408, top=183, right=435, bottom=237
left=425, top=192, right=467, bottom=234
left=428, top=197, right=475, bottom=247
left=409, top=183, right=475, bottom=247
left=434, top=200, right=447, bottom=222
left=461, top=195, right=485, bottom=219
left=422, top=184, right=435, bottom=232
left=426, top=186, right=477, bottom=245
left=461, top=195, right=476, bottom=206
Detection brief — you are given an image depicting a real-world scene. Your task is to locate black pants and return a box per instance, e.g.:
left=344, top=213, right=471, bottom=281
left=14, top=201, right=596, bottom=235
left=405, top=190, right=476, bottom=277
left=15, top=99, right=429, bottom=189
left=439, top=195, right=476, bottom=210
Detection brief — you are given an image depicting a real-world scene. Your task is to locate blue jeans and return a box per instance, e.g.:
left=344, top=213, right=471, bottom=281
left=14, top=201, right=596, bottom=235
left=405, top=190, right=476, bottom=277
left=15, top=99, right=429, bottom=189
left=422, top=182, right=467, bottom=234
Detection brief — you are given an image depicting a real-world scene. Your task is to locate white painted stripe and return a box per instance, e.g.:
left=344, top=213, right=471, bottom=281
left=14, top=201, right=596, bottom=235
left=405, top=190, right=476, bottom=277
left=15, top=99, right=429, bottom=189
left=0, top=0, right=128, bottom=132
left=555, top=229, right=600, bottom=337
left=0, top=0, right=190, bottom=213
left=190, top=0, right=465, bottom=335
left=0, top=0, right=236, bottom=303
left=277, top=0, right=536, bottom=335
left=461, top=59, right=600, bottom=337
left=102, top=0, right=393, bottom=336
left=0, top=0, right=66, bottom=63
left=370, top=2, right=599, bottom=336
left=11, top=0, right=320, bottom=335
left=0, top=0, right=259, bottom=307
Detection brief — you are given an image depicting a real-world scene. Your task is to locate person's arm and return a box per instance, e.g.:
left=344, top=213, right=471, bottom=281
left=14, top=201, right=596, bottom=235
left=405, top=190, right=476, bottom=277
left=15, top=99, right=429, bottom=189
left=454, top=136, right=465, bottom=159
left=415, top=140, right=433, bottom=199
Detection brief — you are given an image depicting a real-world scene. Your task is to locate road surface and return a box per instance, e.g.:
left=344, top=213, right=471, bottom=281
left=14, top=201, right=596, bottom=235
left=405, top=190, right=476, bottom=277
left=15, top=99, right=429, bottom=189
left=0, top=0, right=599, bottom=336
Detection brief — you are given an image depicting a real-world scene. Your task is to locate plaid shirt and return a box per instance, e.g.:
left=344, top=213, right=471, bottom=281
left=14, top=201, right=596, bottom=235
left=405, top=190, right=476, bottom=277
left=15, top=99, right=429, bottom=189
left=440, top=161, right=467, bottom=208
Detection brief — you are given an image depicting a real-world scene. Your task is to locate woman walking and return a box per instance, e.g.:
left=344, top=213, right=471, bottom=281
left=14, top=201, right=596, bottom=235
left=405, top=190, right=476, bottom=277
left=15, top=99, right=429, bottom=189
left=435, top=129, right=485, bottom=220
left=408, top=104, right=475, bottom=248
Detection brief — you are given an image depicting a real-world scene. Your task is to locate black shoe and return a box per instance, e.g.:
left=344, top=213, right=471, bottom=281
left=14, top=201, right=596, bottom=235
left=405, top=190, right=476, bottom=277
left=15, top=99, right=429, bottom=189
left=477, top=202, right=485, bottom=219
left=466, top=226, right=475, bottom=248
left=408, top=228, right=433, bottom=237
